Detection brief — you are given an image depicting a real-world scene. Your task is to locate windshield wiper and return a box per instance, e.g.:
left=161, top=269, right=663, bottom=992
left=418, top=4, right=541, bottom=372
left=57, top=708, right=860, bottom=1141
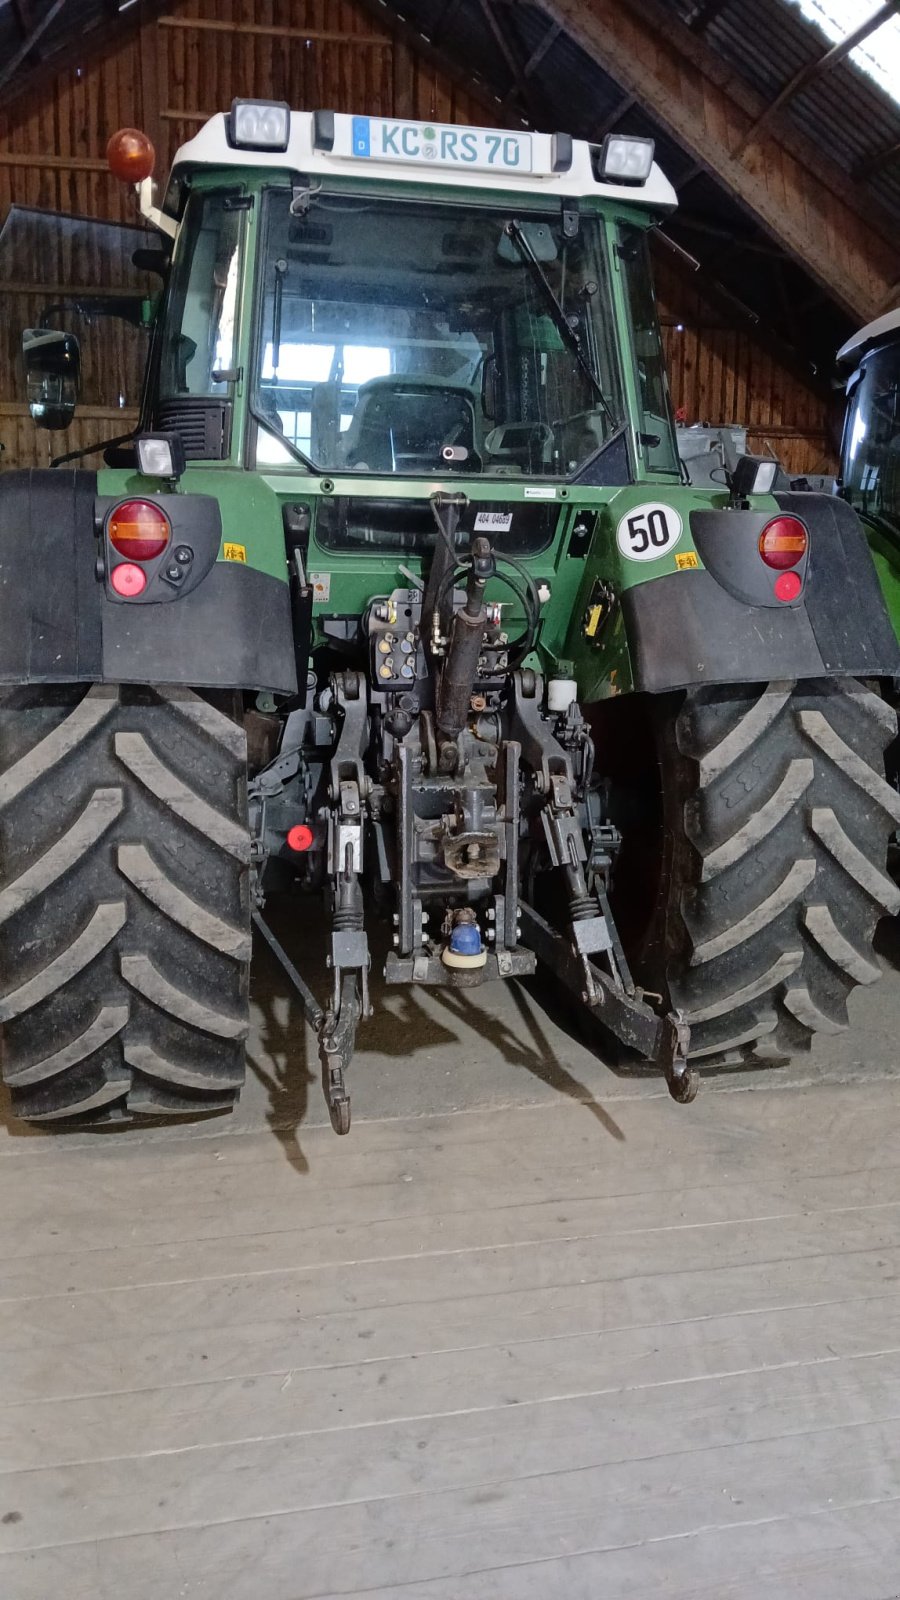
left=503, top=219, right=616, bottom=432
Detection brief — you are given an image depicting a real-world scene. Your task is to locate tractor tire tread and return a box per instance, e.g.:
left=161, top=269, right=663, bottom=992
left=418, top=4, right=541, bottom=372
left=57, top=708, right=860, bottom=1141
left=0, top=684, right=249, bottom=1123
left=659, top=676, right=897, bottom=1069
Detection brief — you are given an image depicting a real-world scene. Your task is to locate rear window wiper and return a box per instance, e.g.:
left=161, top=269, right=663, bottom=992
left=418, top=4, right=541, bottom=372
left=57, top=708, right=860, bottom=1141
left=503, top=218, right=617, bottom=433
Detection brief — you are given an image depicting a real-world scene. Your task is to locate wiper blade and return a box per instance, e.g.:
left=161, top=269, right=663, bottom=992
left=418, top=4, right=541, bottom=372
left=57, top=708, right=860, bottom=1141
left=503, top=218, right=616, bottom=432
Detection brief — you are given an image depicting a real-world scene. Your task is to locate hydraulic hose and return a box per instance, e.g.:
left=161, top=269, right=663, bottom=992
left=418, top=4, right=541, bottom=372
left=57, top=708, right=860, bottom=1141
left=436, top=536, right=493, bottom=738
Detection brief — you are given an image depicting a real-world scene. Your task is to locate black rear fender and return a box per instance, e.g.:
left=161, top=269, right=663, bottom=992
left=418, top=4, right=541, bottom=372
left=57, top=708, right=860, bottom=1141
left=622, top=493, right=900, bottom=694
left=0, top=469, right=297, bottom=695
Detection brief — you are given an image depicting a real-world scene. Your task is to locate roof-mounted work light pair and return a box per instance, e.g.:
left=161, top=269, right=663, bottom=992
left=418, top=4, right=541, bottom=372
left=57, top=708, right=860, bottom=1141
left=223, top=106, right=655, bottom=181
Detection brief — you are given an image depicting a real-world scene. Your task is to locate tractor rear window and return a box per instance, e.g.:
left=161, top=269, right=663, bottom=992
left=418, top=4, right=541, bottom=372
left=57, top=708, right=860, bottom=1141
left=313, top=495, right=558, bottom=555
left=251, top=188, right=624, bottom=481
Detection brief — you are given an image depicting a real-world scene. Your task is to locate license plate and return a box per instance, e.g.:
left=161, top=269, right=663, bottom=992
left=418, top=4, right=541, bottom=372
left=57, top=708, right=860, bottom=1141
left=350, top=116, right=533, bottom=175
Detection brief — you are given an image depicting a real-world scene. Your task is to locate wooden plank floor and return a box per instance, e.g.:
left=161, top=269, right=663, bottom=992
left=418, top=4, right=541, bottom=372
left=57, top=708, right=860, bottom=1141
left=3, top=920, right=900, bottom=1599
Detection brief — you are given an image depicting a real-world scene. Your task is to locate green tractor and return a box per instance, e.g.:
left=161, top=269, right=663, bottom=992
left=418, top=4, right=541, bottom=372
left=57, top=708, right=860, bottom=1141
left=3, top=103, right=899, bottom=1133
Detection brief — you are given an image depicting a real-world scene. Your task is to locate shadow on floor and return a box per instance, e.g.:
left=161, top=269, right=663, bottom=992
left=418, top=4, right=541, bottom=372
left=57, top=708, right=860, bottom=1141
left=0, top=898, right=629, bottom=1154
left=432, top=980, right=625, bottom=1140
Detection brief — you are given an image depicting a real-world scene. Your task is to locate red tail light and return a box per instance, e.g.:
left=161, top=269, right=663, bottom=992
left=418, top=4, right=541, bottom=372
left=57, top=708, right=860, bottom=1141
left=758, top=516, right=808, bottom=571
left=108, top=499, right=171, bottom=561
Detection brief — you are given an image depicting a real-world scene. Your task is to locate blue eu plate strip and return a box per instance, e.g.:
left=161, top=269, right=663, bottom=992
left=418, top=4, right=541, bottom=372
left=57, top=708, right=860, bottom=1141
left=352, top=116, right=371, bottom=158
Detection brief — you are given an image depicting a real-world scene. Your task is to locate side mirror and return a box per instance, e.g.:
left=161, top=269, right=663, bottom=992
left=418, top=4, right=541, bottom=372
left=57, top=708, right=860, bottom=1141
left=22, top=328, right=81, bottom=430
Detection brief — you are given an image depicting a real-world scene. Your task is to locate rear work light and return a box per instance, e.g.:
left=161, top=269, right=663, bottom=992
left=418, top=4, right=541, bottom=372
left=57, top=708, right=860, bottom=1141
left=108, top=499, right=171, bottom=562
left=758, top=515, right=808, bottom=571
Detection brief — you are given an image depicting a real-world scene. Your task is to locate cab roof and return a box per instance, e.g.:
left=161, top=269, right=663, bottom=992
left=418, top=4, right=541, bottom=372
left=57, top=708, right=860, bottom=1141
left=169, top=108, right=678, bottom=211
left=837, top=307, right=900, bottom=367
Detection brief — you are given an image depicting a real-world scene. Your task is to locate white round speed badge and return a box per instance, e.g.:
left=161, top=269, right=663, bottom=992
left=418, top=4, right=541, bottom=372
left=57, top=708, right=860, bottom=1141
left=616, top=502, right=683, bottom=562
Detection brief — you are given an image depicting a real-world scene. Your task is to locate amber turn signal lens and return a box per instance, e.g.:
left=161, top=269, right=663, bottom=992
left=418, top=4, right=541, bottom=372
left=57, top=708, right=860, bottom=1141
left=758, top=515, right=808, bottom=571
left=108, top=499, right=171, bottom=561
left=106, top=127, right=155, bottom=184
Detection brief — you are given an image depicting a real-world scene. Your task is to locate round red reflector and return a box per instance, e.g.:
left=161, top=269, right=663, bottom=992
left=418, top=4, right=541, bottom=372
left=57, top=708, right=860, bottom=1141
left=287, top=824, right=314, bottom=853
left=758, top=515, right=808, bottom=571
left=774, top=570, right=802, bottom=603
left=108, top=499, right=171, bottom=562
left=106, top=127, right=155, bottom=184
left=109, top=562, right=147, bottom=598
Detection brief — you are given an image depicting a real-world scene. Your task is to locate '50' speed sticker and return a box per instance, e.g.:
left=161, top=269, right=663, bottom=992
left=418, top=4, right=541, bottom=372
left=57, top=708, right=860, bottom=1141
left=616, top=502, right=683, bottom=562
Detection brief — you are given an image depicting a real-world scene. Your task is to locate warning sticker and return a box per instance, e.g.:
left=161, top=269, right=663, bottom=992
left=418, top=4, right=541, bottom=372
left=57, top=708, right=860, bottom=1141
left=310, top=572, right=331, bottom=603
left=223, top=542, right=247, bottom=563
left=674, top=551, right=700, bottom=570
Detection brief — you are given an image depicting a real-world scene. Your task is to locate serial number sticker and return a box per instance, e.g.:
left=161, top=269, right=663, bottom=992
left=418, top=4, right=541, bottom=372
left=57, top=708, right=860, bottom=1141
left=474, top=510, right=513, bottom=532
left=223, top=542, right=247, bottom=563
left=675, top=551, right=700, bottom=570
left=310, top=572, right=331, bottom=603
left=616, top=502, right=683, bottom=563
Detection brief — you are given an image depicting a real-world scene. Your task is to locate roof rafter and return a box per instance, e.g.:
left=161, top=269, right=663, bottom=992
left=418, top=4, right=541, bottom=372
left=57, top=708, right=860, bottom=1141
left=536, top=0, right=899, bottom=321
left=0, top=0, right=68, bottom=96
left=498, top=19, right=563, bottom=112
left=476, top=0, right=548, bottom=124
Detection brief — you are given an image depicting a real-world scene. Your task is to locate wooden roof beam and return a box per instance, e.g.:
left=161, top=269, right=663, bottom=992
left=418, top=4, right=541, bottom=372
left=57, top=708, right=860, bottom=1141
left=537, top=0, right=900, bottom=322
left=0, top=0, right=68, bottom=96
left=476, top=0, right=548, bottom=124
left=498, top=21, right=563, bottom=113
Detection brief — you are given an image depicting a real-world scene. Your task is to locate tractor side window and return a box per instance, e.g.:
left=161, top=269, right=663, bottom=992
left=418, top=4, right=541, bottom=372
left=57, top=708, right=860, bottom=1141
left=616, top=223, right=679, bottom=476
left=841, top=345, right=900, bottom=530
left=158, top=190, right=242, bottom=399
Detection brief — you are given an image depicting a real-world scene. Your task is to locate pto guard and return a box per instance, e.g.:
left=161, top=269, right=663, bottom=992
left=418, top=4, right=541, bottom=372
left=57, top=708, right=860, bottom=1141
left=622, top=492, right=900, bottom=694
left=0, top=469, right=297, bottom=694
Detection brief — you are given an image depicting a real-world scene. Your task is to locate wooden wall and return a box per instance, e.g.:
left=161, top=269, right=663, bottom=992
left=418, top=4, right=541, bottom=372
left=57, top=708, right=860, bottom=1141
left=0, top=0, right=835, bottom=477
left=654, top=255, right=836, bottom=479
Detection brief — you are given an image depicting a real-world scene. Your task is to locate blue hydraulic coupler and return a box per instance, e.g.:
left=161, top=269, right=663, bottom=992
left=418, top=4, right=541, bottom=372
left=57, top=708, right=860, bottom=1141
left=450, top=921, right=483, bottom=958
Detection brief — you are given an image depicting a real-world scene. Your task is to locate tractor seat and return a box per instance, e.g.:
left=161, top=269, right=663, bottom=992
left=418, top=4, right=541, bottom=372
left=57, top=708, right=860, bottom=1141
left=340, top=377, right=478, bottom=472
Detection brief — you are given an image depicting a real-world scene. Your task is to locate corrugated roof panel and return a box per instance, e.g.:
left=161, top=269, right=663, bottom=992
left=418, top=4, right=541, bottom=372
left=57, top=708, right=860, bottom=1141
left=704, top=0, right=822, bottom=101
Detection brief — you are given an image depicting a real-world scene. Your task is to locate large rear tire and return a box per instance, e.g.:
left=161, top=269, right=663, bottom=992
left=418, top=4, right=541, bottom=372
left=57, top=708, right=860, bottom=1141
left=0, top=684, right=250, bottom=1123
left=613, top=677, right=900, bottom=1069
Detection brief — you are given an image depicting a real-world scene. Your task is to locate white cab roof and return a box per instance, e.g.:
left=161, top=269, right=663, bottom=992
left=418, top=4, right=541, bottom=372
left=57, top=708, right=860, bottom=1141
left=837, top=306, right=900, bottom=365
left=169, top=110, right=678, bottom=210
